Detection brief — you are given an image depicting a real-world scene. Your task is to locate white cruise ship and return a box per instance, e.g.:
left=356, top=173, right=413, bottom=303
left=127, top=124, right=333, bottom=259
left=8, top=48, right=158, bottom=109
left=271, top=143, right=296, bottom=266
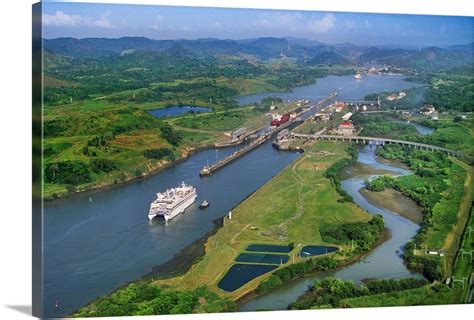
left=148, top=182, right=197, bottom=221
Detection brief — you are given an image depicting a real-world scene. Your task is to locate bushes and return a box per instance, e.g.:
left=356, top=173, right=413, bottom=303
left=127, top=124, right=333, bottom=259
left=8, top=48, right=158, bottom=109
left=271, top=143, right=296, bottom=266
left=158, top=121, right=183, bottom=146
left=320, top=215, right=385, bottom=252
left=45, top=161, right=91, bottom=185
left=288, top=277, right=428, bottom=309
left=143, top=148, right=175, bottom=161
left=76, top=283, right=235, bottom=317
left=324, top=158, right=354, bottom=202
left=87, top=133, right=115, bottom=147
left=365, top=278, right=428, bottom=294
left=45, top=158, right=119, bottom=186
left=91, top=158, right=118, bottom=173
left=255, top=257, right=338, bottom=295
left=404, top=242, right=444, bottom=281
left=365, top=175, right=395, bottom=192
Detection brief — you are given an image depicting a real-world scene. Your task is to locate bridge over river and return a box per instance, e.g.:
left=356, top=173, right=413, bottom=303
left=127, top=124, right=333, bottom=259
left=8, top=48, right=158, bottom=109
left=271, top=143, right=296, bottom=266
left=290, top=133, right=463, bottom=157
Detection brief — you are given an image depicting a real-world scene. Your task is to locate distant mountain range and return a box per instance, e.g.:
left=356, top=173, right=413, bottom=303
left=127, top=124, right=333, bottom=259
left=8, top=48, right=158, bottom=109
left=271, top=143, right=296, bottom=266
left=43, top=37, right=473, bottom=71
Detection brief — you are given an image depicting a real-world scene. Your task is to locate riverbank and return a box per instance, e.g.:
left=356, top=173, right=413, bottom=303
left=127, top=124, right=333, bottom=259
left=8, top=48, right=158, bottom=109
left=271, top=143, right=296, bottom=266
left=44, top=141, right=216, bottom=205
left=370, top=144, right=472, bottom=281
left=359, top=188, right=423, bottom=224
left=44, top=98, right=307, bottom=203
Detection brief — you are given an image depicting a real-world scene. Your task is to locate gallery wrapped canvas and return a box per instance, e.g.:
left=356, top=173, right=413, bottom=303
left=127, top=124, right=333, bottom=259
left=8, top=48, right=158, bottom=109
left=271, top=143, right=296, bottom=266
left=32, top=1, right=473, bottom=318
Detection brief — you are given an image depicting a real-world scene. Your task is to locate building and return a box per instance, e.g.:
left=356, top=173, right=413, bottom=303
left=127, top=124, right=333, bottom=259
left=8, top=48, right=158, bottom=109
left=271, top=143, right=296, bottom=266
left=336, top=121, right=356, bottom=136
left=421, top=105, right=436, bottom=115
left=314, top=113, right=330, bottom=122
left=387, top=91, right=406, bottom=101
left=332, top=101, right=346, bottom=113
left=341, top=112, right=353, bottom=121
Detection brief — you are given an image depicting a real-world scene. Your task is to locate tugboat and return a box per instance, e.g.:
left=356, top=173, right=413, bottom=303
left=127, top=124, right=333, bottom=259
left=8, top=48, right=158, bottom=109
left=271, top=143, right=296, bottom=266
left=199, top=200, right=209, bottom=209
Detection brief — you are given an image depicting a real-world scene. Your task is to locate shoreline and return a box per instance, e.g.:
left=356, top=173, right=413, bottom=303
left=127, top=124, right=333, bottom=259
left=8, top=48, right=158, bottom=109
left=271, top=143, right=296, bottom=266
left=43, top=143, right=215, bottom=207
left=359, top=187, right=424, bottom=224
left=69, top=216, right=225, bottom=317
left=69, top=155, right=302, bottom=316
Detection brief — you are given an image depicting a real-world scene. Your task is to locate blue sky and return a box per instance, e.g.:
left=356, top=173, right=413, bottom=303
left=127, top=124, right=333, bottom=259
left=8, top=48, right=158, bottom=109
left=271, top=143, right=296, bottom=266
left=42, top=2, right=473, bottom=46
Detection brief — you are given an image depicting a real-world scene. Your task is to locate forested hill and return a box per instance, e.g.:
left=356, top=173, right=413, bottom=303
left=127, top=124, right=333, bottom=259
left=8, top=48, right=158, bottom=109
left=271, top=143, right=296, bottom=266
left=357, top=46, right=474, bottom=72
left=43, top=36, right=473, bottom=72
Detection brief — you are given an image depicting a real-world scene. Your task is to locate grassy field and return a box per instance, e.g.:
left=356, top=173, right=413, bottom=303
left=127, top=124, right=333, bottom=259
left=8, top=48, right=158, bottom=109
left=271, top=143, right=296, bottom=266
left=43, top=102, right=224, bottom=200
left=153, top=141, right=371, bottom=299
left=172, top=100, right=304, bottom=133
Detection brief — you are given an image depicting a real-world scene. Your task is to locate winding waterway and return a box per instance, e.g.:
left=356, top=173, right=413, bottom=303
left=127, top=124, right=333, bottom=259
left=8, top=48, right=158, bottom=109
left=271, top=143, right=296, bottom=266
left=238, top=145, right=423, bottom=311
left=43, top=74, right=424, bottom=317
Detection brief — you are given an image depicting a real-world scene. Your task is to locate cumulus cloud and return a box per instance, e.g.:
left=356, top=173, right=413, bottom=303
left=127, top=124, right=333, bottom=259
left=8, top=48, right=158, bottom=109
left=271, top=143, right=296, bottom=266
left=94, top=16, right=114, bottom=29
left=42, top=11, right=86, bottom=27
left=255, top=12, right=336, bottom=34
left=43, top=10, right=114, bottom=29
left=306, top=13, right=335, bottom=33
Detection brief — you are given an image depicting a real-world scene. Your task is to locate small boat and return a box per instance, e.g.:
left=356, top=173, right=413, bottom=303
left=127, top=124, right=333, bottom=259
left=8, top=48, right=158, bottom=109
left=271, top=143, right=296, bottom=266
left=199, top=200, right=210, bottom=209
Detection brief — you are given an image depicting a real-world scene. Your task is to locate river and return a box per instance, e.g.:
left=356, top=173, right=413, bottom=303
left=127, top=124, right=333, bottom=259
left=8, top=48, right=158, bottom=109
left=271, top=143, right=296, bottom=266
left=238, top=145, right=423, bottom=311
left=43, top=74, right=423, bottom=317
left=393, top=119, right=435, bottom=136
left=237, top=74, right=423, bottom=105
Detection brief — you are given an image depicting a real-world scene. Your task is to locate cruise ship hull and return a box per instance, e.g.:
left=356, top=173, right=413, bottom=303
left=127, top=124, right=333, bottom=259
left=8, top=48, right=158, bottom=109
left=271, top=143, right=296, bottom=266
left=148, top=193, right=197, bottom=221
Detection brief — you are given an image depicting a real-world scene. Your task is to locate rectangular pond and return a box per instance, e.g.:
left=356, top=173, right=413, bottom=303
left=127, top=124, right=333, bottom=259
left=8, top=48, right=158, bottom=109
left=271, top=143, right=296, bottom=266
left=236, top=253, right=289, bottom=265
left=148, top=105, right=211, bottom=118
left=246, top=244, right=292, bottom=253
left=299, top=245, right=338, bottom=258
left=217, top=263, right=277, bottom=292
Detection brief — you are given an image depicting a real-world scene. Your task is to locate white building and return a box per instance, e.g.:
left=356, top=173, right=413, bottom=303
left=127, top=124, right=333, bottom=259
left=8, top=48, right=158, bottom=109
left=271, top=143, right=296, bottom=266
left=341, top=112, right=353, bottom=121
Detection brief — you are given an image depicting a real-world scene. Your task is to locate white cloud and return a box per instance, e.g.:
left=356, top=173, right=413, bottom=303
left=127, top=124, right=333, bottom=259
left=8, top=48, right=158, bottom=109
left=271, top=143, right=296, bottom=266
left=255, top=12, right=336, bottom=34
left=306, top=13, right=335, bottom=33
left=94, top=16, right=114, bottom=29
left=42, top=11, right=86, bottom=27
left=180, top=26, right=193, bottom=32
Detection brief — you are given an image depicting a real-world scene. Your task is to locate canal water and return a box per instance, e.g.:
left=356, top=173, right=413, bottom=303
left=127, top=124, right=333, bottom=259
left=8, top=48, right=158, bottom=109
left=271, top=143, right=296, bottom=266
left=43, top=74, right=423, bottom=317
left=238, top=145, right=422, bottom=311
left=237, top=74, right=424, bottom=105
left=393, top=119, right=435, bottom=136
left=43, top=141, right=299, bottom=317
